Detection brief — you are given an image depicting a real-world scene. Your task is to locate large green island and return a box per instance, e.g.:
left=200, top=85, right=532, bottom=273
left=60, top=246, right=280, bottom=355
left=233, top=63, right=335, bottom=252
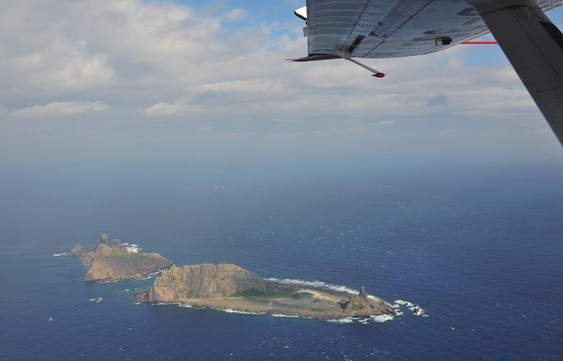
left=139, top=264, right=397, bottom=320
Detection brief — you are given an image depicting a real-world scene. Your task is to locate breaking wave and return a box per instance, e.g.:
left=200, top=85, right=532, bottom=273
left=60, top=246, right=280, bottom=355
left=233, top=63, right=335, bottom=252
left=327, top=317, right=355, bottom=324
left=220, top=309, right=265, bottom=315
left=394, top=300, right=426, bottom=316
left=266, top=278, right=359, bottom=295
left=136, top=270, right=166, bottom=281
left=326, top=315, right=393, bottom=324
left=394, top=300, right=414, bottom=307
left=271, top=313, right=299, bottom=318
left=372, top=314, right=394, bottom=323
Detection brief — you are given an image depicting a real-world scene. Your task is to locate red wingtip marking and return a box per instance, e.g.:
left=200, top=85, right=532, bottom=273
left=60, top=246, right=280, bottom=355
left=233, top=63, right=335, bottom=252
left=373, top=73, right=385, bottom=78
left=461, top=41, right=498, bottom=44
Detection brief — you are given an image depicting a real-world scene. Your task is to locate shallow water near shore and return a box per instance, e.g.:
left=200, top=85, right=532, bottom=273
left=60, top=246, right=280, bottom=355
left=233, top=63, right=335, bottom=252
left=1, top=161, right=562, bottom=360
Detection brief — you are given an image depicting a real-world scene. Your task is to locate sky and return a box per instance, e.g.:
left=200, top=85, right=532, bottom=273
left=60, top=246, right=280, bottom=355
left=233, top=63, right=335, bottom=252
left=1, top=0, right=563, bottom=168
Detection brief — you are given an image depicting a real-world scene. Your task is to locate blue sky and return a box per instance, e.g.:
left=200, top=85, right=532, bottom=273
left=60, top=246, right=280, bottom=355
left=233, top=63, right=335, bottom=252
left=1, top=0, right=563, bottom=167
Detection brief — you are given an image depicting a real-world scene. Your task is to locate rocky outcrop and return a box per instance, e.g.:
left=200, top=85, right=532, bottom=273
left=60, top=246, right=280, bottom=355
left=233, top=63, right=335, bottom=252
left=341, top=286, right=396, bottom=317
left=70, top=244, right=82, bottom=254
left=71, top=233, right=173, bottom=283
left=98, top=233, right=109, bottom=245
left=95, top=243, right=112, bottom=259
left=146, top=264, right=296, bottom=302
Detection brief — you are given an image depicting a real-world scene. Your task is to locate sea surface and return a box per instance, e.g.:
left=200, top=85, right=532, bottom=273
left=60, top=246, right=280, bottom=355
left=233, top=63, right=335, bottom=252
left=1, top=159, right=562, bottom=361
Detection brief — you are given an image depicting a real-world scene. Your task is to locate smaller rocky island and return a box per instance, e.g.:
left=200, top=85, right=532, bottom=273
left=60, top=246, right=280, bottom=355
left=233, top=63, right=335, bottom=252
left=139, top=264, right=396, bottom=319
left=71, top=233, right=173, bottom=283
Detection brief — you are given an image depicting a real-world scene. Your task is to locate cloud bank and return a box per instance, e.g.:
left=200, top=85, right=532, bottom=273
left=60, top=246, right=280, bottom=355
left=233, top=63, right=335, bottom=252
left=0, top=0, right=561, bottom=162
left=10, top=101, right=108, bottom=120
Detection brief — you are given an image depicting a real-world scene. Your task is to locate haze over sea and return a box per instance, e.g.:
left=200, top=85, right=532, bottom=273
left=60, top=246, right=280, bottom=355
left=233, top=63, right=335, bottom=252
left=1, top=157, right=562, bottom=361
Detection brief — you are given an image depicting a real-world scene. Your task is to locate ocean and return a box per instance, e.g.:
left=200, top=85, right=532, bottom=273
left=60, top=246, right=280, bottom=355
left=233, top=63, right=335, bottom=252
left=0, top=159, right=562, bottom=361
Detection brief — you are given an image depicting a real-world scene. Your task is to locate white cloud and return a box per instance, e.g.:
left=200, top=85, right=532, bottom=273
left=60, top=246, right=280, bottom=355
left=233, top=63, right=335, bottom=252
left=0, top=0, right=532, bottom=123
left=223, top=9, right=246, bottom=22
left=374, top=120, right=395, bottom=126
left=143, top=102, right=187, bottom=117
left=10, top=101, right=108, bottom=120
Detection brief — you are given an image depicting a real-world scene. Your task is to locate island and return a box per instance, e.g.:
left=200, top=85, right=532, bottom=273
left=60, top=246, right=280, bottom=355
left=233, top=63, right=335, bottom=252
left=70, top=233, right=173, bottom=283
left=138, top=264, right=396, bottom=319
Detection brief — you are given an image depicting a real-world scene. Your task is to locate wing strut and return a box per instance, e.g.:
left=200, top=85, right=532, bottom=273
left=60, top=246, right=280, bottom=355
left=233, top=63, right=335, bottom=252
left=345, top=58, right=385, bottom=78
left=469, top=0, right=563, bottom=146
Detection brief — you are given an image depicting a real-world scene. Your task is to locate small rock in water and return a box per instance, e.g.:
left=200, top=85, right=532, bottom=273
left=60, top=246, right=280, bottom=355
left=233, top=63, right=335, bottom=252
left=47, top=318, right=54, bottom=322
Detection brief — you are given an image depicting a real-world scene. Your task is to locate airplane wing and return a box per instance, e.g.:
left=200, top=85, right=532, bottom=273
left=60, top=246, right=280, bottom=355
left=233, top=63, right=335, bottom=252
left=294, top=0, right=563, bottom=146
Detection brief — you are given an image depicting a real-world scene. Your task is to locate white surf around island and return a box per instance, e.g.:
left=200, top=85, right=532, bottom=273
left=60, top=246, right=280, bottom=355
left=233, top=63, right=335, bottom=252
left=265, top=278, right=361, bottom=296
left=136, top=269, right=168, bottom=281
left=394, top=300, right=426, bottom=316
left=220, top=309, right=266, bottom=315
left=121, top=243, right=140, bottom=253
left=326, top=314, right=395, bottom=324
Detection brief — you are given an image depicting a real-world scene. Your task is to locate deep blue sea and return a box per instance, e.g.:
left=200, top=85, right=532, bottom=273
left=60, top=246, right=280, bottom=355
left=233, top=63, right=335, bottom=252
left=1, top=159, right=562, bottom=361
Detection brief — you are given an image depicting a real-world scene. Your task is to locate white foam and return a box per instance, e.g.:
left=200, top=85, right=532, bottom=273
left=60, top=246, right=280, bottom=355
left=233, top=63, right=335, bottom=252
left=327, top=317, right=355, bottom=324
left=122, top=243, right=141, bottom=253
left=136, top=270, right=164, bottom=281
left=271, top=313, right=299, bottom=318
left=410, top=306, right=425, bottom=316
left=89, top=297, right=102, bottom=303
left=372, top=314, right=394, bottom=323
left=53, top=254, right=61, bottom=257
left=394, top=300, right=414, bottom=307
left=220, top=309, right=265, bottom=315
left=98, top=279, right=120, bottom=284
left=266, top=278, right=359, bottom=295
left=393, top=299, right=426, bottom=316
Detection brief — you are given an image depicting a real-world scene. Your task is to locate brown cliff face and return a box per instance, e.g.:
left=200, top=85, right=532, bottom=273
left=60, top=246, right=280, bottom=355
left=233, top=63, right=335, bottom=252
left=71, top=233, right=173, bottom=283
left=146, top=264, right=295, bottom=302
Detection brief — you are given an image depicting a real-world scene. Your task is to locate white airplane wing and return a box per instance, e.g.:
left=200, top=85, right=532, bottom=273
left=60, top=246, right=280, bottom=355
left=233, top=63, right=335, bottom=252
left=293, top=0, right=563, bottom=146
